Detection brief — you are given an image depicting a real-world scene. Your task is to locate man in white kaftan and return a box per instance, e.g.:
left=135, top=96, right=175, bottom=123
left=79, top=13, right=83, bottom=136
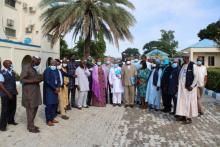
left=75, top=60, right=91, bottom=109
left=176, top=53, right=198, bottom=124
left=109, top=61, right=123, bottom=106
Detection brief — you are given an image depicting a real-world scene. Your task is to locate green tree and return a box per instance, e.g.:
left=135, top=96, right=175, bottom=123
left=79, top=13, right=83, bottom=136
left=40, top=0, right=136, bottom=57
left=159, top=30, right=178, bottom=57
left=198, top=19, right=220, bottom=44
left=123, top=48, right=140, bottom=57
left=60, top=39, right=76, bottom=59
left=74, top=31, right=106, bottom=59
left=143, top=30, right=178, bottom=57
left=143, top=41, right=163, bottom=53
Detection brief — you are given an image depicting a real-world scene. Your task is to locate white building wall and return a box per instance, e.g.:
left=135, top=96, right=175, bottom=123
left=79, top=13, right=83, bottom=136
left=0, top=0, right=60, bottom=73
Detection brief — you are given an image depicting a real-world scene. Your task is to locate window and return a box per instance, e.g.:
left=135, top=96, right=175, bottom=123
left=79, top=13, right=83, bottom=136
left=5, top=27, right=16, bottom=37
left=208, top=56, right=215, bottom=66
left=5, top=0, right=16, bottom=8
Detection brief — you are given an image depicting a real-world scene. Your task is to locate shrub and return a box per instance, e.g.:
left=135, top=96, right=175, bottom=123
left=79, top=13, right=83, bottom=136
left=206, top=68, right=220, bottom=93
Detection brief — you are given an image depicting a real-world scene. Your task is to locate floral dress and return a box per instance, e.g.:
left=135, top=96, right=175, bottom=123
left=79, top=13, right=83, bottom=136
left=137, top=68, right=151, bottom=98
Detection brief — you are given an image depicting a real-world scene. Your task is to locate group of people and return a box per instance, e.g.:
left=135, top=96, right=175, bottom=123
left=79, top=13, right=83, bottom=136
left=0, top=52, right=207, bottom=133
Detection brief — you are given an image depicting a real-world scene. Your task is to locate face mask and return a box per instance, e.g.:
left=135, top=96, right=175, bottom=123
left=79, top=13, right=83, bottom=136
left=33, top=65, right=39, bottom=71
left=114, top=64, right=119, bottom=68
left=172, top=63, right=178, bottom=68
left=9, top=64, right=14, bottom=70
left=57, top=65, right=62, bottom=70
left=50, top=66, right=57, bottom=70
left=106, top=61, right=111, bottom=65
left=126, top=61, right=131, bottom=65
left=62, top=63, right=67, bottom=67
left=97, top=62, right=102, bottom=66
left=197, top=61, right=202, bottom=65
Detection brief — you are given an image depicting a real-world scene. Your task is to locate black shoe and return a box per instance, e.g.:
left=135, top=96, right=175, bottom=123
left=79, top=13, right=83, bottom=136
left=176, top=116, right=185, bottom=121
left=124, top=104, right=129, bottom=108
left=28, top=128, right=40, bottom=133
left=113, top=104, right=117, bottom=107
left=183, top=118, right=192, bottom=124
left=0, top=128, right=6, bottom=131
left=61, top=115, right=69, bottom=120
left=8, top=122, right=18, bottom=125
left=199, top=112, right=204, bottom=116
left=118, top=104, right=122, bottom=107
left=169, top=112, right=175, bottom=115
left=83, top=106, right=89, bottom=108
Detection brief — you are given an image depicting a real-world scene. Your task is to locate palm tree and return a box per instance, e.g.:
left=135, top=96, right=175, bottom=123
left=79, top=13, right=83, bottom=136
left=40, top=0, right=136, bottom=57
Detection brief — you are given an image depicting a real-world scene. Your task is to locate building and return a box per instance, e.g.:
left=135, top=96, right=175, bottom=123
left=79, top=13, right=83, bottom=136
left=0, top=0, right=60, bottom=73
left=182, top=39, right=220, bottom=67
left=145, top=49, right=169, bottom=60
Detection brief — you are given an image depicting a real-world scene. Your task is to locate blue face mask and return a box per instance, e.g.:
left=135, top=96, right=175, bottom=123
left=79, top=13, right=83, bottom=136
left=197, top=61, right=202, bottom=65
left=172, top=63, right=178, bottom=68
left=50, top=66, right=57, bottom=70
left=114, top=64, right=119, bottom=68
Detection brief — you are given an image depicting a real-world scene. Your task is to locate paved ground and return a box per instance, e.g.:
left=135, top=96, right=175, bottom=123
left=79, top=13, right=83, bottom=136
left=0, top=96, right=220, bottom=147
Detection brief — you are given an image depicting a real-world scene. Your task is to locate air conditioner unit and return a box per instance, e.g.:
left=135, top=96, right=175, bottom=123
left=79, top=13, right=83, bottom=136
left=26, top=27, right=33, bottom=33
left=23, top=3, right=28, bottom=10
left=29, top=7, right=36, bottom=13
left=6, top=19, right=14, bottom=27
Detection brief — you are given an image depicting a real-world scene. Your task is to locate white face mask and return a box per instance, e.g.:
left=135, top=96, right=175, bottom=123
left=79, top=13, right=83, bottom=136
left=57, top=65, right=62, bottom=70
left=33, top=65, right=39, bottom=71
left=62, top=63, right=67, bottom=67
left=97, top=62, right=102, bottom=66
left=106, top=61, right=111, bottom=65
left=126, top=61, right=131, bottom=65
left=50, top=66, right=57, bottom=70
left=10, top=64, right=14, bottom=70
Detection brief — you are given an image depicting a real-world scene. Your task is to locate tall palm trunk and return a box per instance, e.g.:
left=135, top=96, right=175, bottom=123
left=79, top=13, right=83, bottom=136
left=84, top=33, right=91, bottom=58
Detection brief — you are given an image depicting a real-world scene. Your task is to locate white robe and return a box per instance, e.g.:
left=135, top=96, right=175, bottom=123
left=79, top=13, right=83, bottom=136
left=145, top=68, right=162, bottom=109
left=176, top=64, right=198, bottom=118
left=109, top=67, right=123, bottom=93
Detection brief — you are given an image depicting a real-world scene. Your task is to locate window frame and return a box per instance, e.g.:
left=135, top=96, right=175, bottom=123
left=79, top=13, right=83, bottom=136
left=208, top=56, right=215, bottom=66
left=5, top=0, right=16, bottom=8
left=5, top=27, right=16, bottom=38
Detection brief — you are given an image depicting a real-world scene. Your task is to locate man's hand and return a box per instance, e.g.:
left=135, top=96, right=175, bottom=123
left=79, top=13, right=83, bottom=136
left=73, top=75, right=77, bottom=78
left=77, top=86, right=80, bottom=91
left=110, top=85, right=113, bottom=88
left=55, top=88, right=60, bottom=94
left=32, top=79, right=42, bottom=84
left=7, top=92, right=13, bottom=99
left=156, top=87, right=160, bottom=91
left=188, top=87, right=193, bottom=91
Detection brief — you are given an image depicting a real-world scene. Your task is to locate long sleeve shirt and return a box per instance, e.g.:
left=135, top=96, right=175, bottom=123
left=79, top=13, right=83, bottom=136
left=75, top=67, right=90, bottom=92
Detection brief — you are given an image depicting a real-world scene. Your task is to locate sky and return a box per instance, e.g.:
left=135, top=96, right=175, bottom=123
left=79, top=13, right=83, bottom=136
left=64, top=0, right=220, bottom=57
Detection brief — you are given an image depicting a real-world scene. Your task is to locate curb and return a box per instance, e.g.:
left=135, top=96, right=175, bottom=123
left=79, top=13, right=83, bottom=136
left=204, top=88, right=220, bottom=101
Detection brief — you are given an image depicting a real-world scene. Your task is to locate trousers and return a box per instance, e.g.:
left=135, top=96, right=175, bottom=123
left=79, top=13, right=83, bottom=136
left=113, top=93, right=122, bottom=104
left=0, top=95, right=17, bottom=129
left=124, top=86, right=135, bottom=105
left=45, top=104, right=57, bottom=123
left=26, top=106, right=38, bottom=130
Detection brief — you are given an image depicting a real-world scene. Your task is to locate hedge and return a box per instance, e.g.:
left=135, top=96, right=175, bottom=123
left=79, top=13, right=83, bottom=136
left=206, top=68, right=220, bottom=93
